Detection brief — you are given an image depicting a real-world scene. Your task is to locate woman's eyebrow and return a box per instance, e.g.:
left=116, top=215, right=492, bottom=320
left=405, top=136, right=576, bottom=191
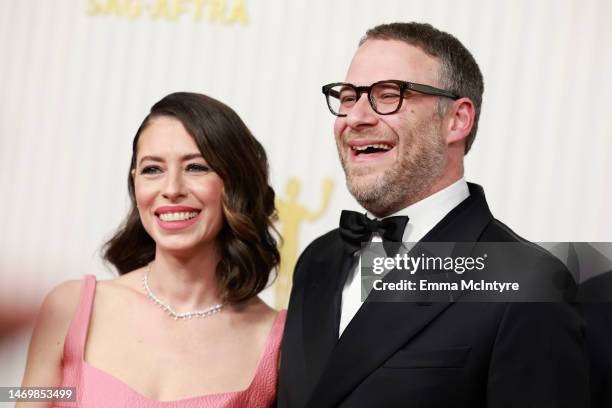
left=138, top=153, right=203, bottom=166
left=138, top=155, right=163, bottom=166
left=181, top=153, right=204, bottom=161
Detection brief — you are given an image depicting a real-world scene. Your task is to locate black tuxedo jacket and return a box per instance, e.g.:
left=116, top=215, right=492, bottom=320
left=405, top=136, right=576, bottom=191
left=579, top=271, right=612, bottom=408
left=278, top=183, right=588, bottom=408
left=582, top=302, right=612, bottom=408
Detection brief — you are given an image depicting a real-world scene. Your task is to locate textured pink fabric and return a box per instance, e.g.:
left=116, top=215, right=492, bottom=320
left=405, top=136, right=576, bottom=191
left=54, top=275, right=286, bottom=408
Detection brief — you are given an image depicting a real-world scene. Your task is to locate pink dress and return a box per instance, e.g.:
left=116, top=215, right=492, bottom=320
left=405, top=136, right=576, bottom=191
left=54, top=275, right=286, bottom=408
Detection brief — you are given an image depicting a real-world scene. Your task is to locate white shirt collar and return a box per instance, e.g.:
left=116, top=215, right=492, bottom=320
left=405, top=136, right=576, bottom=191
left=366, top=177, right=470, bottom=243
left=339, top=178, right=471, bottom=337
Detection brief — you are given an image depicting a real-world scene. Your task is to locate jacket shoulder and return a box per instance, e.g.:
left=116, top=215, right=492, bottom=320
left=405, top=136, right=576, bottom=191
left=480, top=218, right=528, bottom=242
left=482, top=218, right=562, bottom=261
left=479, top=218, right=575, bottom=298
left=482, top=218, right=568, bottom=264
left=302, top=228, right=342, bottom=255
left=292, top=229, right=342, bottom=286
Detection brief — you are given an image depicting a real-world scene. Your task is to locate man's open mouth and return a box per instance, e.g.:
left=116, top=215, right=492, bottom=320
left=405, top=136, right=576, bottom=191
left=351, top=143, right=394, bottom=155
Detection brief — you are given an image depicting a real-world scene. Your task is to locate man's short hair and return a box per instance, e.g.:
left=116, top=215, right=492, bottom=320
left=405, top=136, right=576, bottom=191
left=360, top=22, right=484, bottom=154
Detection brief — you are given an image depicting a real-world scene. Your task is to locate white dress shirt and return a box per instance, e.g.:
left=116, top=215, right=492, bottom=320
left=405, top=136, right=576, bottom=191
left=338, top=178, right=470, bottom=336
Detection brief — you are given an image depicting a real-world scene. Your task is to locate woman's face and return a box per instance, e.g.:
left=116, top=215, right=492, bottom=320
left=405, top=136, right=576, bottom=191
left=132, top=116, right=224, bottom=256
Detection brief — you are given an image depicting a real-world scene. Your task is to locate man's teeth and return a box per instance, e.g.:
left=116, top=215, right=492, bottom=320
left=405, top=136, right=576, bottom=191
left=159, top=211, right=199, bottom=222
left=352, top=144, right=392, bottom=151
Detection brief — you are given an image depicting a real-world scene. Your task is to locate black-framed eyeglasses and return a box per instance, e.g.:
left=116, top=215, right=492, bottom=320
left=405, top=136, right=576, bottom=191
left=322, top=80, right=460, bottom=117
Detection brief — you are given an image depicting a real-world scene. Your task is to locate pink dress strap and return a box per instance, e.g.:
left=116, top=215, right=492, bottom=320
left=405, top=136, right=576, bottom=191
left=56, top=275, right=96, bottom=407
left=248, top=309, right=287, bottom=393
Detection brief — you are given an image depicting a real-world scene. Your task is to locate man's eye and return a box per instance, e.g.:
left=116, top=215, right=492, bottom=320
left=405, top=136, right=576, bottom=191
left=186, top=163, right=210, bottom=172
left=141, top=166, right=161, bottom=174
left=380, top=93, right=400, bottom=100
left=340, top=95, right=356, bottom=105
left=377, top=93, right=401, bottom=105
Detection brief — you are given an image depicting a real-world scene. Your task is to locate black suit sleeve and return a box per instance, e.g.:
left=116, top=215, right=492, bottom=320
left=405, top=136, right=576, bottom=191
left=487, top=302, right=589, bottom=408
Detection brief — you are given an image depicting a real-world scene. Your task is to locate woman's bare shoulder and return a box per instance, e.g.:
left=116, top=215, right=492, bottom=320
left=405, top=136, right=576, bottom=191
left=107, top=267, right=144, bottom=286
left=233, top=297, right=280, bottom=333
left=39, top=279, right=83, bottom=324
left=95, top=267, right=145, bottom=296
left=20, top=279, right=85, bottom=388
left=88, top=269, right=147, bottom=320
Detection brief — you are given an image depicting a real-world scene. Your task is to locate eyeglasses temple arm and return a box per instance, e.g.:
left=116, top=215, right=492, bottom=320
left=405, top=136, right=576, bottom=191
left=408, top=83, right=460, bottom=100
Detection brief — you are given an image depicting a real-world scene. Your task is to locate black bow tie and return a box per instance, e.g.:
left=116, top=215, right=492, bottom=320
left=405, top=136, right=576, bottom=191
left=339, top=210, right=409, bottom=254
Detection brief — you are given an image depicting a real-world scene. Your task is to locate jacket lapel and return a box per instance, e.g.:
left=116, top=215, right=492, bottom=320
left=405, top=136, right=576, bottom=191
left=305, top=183, right=494, bottom=407
left=306, top=301, right=452, bottom=407
left=302, top=238, right=353, bottom=392
left=420, top=183, right=493, bottom=243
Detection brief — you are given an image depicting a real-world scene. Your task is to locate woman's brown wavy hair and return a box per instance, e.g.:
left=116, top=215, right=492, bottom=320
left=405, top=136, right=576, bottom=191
left=103, top=92, right=280, bottom=303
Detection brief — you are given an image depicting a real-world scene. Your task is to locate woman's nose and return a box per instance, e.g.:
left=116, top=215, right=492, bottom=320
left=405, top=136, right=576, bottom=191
left=161, top=170, right=187, bottom=201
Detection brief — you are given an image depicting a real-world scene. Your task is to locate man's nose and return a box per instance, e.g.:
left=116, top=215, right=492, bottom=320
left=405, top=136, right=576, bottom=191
left=345, top=93, right=378, bottom=129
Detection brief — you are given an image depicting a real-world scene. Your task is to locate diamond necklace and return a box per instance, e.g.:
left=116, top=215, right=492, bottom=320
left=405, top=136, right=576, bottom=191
left=143, top=263, right=224, bottom=320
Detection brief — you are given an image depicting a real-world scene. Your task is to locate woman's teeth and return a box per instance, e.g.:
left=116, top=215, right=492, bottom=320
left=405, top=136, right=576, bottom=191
left=158, top=211, right=199, bottom=222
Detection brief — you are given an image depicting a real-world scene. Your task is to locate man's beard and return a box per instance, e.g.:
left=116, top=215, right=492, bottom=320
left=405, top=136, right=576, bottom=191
left=339, top=116, right=447, bottom=217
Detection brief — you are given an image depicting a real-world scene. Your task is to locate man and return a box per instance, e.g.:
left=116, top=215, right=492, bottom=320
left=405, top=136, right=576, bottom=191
left=278, top=22, right=588, bottom=407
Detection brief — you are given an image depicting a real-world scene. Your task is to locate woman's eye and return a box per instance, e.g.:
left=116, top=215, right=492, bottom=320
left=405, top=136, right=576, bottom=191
left=141, top=166, right=162, bottom=175
left=186, top=163, right=210, bottom=172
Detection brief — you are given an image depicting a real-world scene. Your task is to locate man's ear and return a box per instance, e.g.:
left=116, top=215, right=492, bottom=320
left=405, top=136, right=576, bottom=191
left=445, top=97, right=475, bottom=145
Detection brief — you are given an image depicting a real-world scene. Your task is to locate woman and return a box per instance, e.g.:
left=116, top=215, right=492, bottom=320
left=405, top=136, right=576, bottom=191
left=19, top=92, right=284, bottom=407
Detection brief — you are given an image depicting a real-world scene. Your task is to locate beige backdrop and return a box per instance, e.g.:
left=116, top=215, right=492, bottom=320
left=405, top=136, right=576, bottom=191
left=1, top=0, right=611, bottom=396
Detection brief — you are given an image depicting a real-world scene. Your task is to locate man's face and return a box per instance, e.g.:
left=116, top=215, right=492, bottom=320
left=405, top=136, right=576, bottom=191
left=334, top=39, right=449, bottom=217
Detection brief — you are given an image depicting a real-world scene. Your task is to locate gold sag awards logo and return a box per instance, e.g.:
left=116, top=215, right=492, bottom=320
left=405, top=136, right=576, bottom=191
left=274, top=178, right=333, bottom=309
left=87, top=0, right=249, bottom=25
